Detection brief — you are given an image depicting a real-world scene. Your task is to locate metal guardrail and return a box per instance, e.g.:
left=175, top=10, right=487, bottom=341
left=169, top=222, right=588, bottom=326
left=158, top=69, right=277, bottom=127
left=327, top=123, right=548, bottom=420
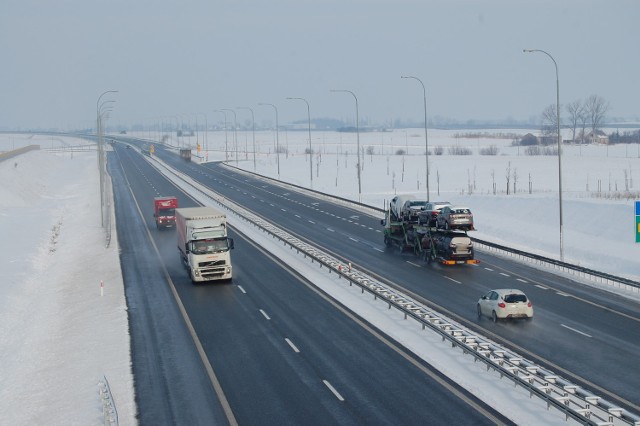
left=224, top=163, right=640, bottom=293
left=98, top=375, right=118, bottom=425
left=148, top=155, right=640, bottom=426
left=472, top=238, right=640, bottom=291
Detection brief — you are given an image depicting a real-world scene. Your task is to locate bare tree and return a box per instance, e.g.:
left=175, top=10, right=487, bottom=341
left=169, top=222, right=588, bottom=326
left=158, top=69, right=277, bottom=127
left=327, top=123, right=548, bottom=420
left=585, top=94, right=609, bottom=142
left=505, top=161, right=511, bottom=195
left=541, top=104, right=558, bottom=145
left=565, top=99, right=585, bottom=143
left=512, top=168, right=518, bottom=194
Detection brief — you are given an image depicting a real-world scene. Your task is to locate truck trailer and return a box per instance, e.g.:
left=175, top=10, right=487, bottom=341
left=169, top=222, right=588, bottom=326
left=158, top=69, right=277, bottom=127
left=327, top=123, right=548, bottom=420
left=176, top=207, right=234, bottom=282
left=381, top=205, right=478, bottom=265
left=154, top=196, right=178, bottom=229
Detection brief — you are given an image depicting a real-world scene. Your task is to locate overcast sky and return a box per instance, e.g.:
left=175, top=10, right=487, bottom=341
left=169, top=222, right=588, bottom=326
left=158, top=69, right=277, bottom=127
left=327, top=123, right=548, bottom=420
left=1, top=0, right=638, bottom=130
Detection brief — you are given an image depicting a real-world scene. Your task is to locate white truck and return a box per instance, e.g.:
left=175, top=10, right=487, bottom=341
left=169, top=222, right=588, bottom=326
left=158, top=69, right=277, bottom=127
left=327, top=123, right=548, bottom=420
left=176, top=207, right=234, bottom=282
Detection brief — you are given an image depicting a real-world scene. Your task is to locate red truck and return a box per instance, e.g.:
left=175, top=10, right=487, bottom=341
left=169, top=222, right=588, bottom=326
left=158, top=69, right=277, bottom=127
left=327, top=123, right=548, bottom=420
left=154, top=196, right=178, bottom=229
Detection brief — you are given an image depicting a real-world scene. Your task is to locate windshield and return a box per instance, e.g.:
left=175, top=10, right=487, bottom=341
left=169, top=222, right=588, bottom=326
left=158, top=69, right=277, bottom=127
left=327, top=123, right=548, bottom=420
left=190, top=238, right=229, bottom=254
left=159, top=208, right=175, bottom=216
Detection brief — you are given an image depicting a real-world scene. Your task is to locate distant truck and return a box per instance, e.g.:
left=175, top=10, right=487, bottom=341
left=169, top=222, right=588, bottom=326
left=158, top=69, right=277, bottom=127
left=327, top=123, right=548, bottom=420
left=176, top=207, right=234, bottom=282
left=381, top=203, right=478, bottom=265
left=154, top=196, right=178, bottom=229
left=179, top=148, right=191, bottom=162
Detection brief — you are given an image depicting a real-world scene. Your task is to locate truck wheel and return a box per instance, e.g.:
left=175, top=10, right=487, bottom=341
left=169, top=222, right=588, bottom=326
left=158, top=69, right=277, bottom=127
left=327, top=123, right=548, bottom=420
left=477, top=305, right=482, bottom=320
left=492, top=311, right=499, bottom=323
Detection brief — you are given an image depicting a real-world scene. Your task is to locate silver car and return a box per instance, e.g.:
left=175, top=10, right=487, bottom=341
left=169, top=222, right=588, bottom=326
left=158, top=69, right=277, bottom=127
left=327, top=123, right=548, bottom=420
left=477, top=289, right=533, bottom=323
left=436, top=205, right=474, bottom=231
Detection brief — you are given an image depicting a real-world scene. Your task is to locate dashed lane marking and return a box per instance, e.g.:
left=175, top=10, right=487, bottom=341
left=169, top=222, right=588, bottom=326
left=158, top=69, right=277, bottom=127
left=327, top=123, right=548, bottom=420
left=561, top=324, right=592, bottom=338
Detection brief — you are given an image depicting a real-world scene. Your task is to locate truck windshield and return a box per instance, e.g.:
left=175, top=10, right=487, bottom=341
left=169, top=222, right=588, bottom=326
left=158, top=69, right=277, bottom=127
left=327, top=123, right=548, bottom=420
left=190, top=238, right=228, bottom=254
left=159, top=208, right=175, bottom=216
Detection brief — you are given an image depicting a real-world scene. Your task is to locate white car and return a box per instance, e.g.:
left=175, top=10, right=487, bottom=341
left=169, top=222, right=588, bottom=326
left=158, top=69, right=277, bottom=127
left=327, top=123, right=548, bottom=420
left=477, top=289, right=533, bottom=323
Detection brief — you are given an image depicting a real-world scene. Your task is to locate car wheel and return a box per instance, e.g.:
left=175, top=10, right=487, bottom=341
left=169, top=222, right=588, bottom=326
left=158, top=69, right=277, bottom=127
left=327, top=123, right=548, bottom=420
left=477, top=304, right=482, bottom=320
left=492, top=311, right=498, bottom=323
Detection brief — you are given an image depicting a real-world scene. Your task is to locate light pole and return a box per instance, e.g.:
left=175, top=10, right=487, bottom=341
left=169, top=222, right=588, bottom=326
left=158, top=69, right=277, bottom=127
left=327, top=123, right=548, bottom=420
left=196, top=112, right=208, bottom=159
left=221, top=109, right=238, bottom=164
left=401, top=75, right=430, bottom=200
left=214, top=109, right=229, bottom=161
left=237, top=106, right=256, bottom=171
left=96, top=90, right=118, bottom=227
left=330, top=89, right=361, bottom=200
left=524, top=48, right=564, bottom=261
left=258, top=102, right=280, bottom=179
left=286, top=97, right=313, bottom=187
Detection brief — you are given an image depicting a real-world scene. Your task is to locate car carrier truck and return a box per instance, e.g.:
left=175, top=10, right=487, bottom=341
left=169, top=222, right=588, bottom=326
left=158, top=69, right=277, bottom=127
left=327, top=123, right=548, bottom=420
left=176, top=207, right=234, bottom=282
left=381, top=204, right=478, bottom=265
left=154, top=196, right=178, bottom=229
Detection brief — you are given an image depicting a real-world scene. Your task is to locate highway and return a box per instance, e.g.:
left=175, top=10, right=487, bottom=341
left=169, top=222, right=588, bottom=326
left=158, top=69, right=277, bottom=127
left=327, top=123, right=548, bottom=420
left=142, top=139, right=640, bottom=415
left=108, top=141, right=510, bottom=424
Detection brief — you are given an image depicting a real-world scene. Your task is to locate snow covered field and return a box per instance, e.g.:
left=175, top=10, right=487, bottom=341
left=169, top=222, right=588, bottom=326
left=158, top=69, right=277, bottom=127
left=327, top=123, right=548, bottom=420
left=0, top=134, right=136, bottom=424
left=1, top=129, right=638, bottom=424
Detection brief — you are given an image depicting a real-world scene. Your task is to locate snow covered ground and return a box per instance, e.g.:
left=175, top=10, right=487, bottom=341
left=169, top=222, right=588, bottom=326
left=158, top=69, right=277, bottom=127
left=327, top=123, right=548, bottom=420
left=0, top=134, right=136, bottom=425
left=1, top=130, right=638, bottom=424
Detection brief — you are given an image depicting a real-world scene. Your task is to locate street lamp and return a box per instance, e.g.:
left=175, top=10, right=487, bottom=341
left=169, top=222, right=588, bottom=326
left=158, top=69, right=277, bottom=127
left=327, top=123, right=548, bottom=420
left=221, top=109, right=238, bottom=164
left=330, top=89, right=361, bottom=200
left=96, top=90, right=118, bottom=227
left=237, top=106, right=256, bottom=171
left=214, top=109, right=229, bottom=161
left=524, top=48, right=564, bottom=261
left=401, top=75, right=430, bottom=200
left=286, top=97, right=313, bottom=187
left=258, top=102, right=280, bottom=179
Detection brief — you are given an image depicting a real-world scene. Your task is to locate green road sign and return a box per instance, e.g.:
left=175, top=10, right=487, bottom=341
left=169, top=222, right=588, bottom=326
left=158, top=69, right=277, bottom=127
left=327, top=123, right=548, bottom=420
left=636, top=201, right=640, bottom=243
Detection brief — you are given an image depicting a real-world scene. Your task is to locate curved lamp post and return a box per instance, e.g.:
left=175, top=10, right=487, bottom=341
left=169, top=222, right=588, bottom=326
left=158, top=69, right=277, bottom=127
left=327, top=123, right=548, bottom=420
left=221, top=108, right=238, bottom=164
left=214, top=109, right=229, bottom=161
left=237, top=106, right=256, bottom=171
left=330, top=89, right=361, bottom=201
left=258, top=102, right=280, bottom=179
left=96, top=90, right=118, bottom=227
left=286, top=97, right=313, bottom=187
left=401, top=75, right=430, bottom=199
left=524, top=48, right=564, bottom=261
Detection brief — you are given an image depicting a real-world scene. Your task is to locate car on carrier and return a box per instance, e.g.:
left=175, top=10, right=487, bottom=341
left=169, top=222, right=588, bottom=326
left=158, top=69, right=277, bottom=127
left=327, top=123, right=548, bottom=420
left=477, top=289, right=533, bottom=323
left=417, top=201, right=451, bottom=226
left=436, top=206, right=474, bottom=230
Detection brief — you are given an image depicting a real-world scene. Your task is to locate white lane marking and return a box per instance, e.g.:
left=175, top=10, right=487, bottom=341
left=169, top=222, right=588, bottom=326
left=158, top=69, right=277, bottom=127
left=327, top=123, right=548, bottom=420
left=374, top=247, right=384, bottom=252
left=445, top=276, right=462, bottom=284
left=259, top=309, right=271, bottom=320
left=484, top=267, right=494, bottom=271
left=349, top=237, right=359, bottom=242
left=281, top=208, right=287, bottom=212
left=499, top=272, right=510, bottom=277
left=237, top=285, right=247, bottom=294
left=285, top=338, right=300, bottom=353
left=406, top=261, right=422, bottom=268
left=270, top=204, right=275, bottom=207
left=326, top=228, right=335, bottom=232
left=323, top=380, right=345, bottom=401
left=308, top=220, right=315, bottom=224
left=557, top=292, right=571, bottom=297
left=535, top=285, right=549, bottom=290
left=561, top=324, right=592, bottom=338
left=295, top=214, right=301, bottom=218
left=516, top=278, right=528, bottom=283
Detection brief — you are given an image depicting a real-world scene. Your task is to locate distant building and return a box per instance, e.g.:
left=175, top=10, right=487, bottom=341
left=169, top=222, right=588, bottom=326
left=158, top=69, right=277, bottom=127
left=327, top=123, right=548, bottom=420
left=585, top=130, right=609, bottom=144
